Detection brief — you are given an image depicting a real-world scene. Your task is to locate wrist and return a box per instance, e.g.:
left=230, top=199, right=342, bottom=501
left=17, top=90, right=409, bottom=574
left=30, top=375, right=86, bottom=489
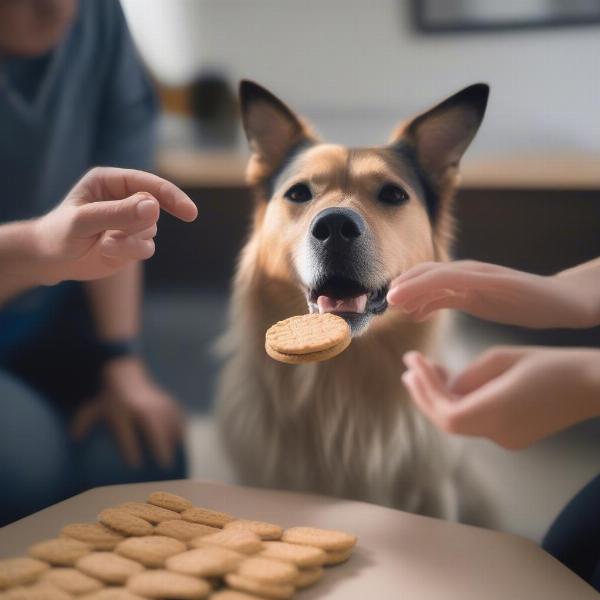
left=584, top=350, right=600, bottom=415
left=29, top=216, right=69, bottom=286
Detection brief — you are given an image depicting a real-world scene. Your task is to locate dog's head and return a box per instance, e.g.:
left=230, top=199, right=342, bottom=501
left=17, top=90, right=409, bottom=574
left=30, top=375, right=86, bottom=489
left=240, top=81, right=488, bottom=335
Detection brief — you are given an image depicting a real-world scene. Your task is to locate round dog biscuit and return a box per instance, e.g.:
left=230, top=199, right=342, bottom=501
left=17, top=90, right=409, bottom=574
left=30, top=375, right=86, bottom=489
left=166, top=546, right=242, bottom=578
left=147, top=492, right=192, bottom=513
left=265, top=335, right=351, bottom=364
left=323, top=547, right=353, bottom=565
left=236, top=557, right=298, bottom=585
left=80, top=589, right=145, bottom=600
left=155, top=520, right=219, bottom=542
left=260, top=541, right=326, bottom=568
left=181, top=507, right=235, bottom=528
left=76, top=553, right=143, bottom=585
left=115, top=536, right=186, bottom=568
left=118, top=502, right=181, bottom=524
left=225, top=520, right=282, bottom=541
left=41, top=568, right=103, bottom=595
left=266, top=313, right=350, bottom=355
left=281, top=526, right=356, bottom=551
left=224, top=574, right=293, bottom=600
left=61, top=523, right=124, bottom=551
left=0, top=558, right=49, bottom=589
left=127, top=570, right=210, bottom=599
left=210, top=592, right=265, bottom=600
left=295, top=566, right=323, bottom=588
left=191, top=530, right=262, bottom=554
left=98, top=509, right=153, bottom=537
left=29, top=538, right=90, bottom=567
left=3, top=582, right=73, bottom=600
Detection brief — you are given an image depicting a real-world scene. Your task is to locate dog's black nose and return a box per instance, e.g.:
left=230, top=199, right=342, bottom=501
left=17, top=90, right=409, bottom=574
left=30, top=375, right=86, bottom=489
left=311, top=208, right=364, bottom=248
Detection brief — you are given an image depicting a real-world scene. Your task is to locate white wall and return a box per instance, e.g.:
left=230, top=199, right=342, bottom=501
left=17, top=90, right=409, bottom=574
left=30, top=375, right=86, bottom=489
left=122, top=0, right=600, bottom=155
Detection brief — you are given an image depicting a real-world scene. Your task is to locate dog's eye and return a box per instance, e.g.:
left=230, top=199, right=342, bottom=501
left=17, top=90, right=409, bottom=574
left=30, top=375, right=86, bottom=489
left=378, top=184, right=409, bottom=206
left=284, top=183, right=313, bottom=203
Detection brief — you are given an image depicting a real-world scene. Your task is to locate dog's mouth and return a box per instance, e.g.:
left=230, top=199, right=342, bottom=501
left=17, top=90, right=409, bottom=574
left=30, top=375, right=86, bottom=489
left=306, top=275, right=389, bottom=333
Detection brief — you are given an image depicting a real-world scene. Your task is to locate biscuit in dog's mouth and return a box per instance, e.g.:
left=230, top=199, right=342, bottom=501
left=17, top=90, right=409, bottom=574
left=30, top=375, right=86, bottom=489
left=307, top=276, right=388, bottom=319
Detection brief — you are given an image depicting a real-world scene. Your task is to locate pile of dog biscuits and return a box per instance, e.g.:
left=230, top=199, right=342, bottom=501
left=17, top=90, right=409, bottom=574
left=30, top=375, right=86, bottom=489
left=265, top=314, right=351, bottom=364
left=0, top=491, right=357, bottom=599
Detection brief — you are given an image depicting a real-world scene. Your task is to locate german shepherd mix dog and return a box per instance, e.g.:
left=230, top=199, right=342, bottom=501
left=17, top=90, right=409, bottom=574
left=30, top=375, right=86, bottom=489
left=217, top=81, right=489, bottom=518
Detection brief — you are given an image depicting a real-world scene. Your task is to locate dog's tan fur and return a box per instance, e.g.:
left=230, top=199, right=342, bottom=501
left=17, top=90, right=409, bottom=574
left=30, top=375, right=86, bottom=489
left=216, top=82, right=488, bottom=517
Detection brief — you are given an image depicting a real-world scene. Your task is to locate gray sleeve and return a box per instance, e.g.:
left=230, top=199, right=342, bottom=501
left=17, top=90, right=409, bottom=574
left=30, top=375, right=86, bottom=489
left=91, top=1, right=159, bottom=171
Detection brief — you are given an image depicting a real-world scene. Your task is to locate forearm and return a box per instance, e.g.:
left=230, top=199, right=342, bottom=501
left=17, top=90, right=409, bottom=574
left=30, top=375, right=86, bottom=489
left=84, top=262, right=142, bottom=342
left=0, top=220, right=53, bottom=305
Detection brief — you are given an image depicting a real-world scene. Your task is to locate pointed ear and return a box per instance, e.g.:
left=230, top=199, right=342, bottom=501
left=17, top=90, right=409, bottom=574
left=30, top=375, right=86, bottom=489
left=239, top=80, right=314, bottom=177
left=392, top=83, right=489, bottom=184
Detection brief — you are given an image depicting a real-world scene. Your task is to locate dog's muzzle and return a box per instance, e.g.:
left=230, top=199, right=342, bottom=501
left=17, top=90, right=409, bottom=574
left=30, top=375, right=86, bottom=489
left=299, top=207, right=389, bottom=335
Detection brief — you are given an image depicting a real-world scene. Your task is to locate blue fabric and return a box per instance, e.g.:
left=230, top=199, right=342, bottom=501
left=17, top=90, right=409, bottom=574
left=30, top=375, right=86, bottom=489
left=0, top=0, right=158, bottom=350
left=0, top=369, right=186, bottom=526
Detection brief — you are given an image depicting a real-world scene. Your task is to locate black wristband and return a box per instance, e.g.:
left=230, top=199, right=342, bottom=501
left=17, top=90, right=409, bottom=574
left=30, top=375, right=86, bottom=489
left=96, top=338, right=141, bottom=363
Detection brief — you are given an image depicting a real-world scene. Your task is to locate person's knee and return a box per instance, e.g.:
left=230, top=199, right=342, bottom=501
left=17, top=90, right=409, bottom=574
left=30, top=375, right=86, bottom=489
left=0, top=372, right=71, bottom=524
left=74, top=426, right=187, bottom=488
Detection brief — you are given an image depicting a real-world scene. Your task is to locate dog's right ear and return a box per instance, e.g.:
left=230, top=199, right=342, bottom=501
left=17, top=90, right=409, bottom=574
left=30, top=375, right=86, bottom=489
left=240, top=81, right=314, bottom=182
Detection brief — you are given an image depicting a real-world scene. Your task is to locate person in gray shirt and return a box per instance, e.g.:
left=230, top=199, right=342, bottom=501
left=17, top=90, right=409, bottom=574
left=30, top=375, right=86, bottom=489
left=0, top=0, right=188, bottom=524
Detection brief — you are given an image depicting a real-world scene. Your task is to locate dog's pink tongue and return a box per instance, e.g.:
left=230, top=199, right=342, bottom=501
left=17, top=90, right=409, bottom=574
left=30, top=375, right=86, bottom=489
left=317, top=294, right=368, bottom=314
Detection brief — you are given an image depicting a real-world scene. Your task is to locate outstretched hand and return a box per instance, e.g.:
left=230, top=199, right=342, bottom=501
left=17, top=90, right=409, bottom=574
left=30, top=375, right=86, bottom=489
left=35, top=167, right=198, bottom=284
left=387, top=260, right=596, bottom=329
left=401, top=348, right=600, bottom=449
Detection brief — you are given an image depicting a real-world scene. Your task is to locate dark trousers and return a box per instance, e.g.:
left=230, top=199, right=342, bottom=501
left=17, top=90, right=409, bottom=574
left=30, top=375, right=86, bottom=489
left=543, top=471, right=600, bottom=591
left=0, top=283, right=186, bottom=526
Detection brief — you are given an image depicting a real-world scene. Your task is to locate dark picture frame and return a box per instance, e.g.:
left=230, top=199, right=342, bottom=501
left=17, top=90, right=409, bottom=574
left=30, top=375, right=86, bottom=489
left=412, top=0, right=600, bottom=34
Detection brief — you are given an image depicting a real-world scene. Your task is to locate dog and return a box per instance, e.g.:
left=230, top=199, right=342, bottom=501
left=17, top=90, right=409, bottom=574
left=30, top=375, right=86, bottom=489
left=216, top=80, right=489, bottom=518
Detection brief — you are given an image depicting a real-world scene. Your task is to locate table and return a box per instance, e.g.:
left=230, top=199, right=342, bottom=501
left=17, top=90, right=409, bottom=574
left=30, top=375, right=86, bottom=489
left=0, top=480, right=596, bottom=599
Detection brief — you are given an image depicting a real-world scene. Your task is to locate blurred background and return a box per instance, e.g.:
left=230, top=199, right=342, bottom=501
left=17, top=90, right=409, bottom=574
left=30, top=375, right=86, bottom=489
left=112, top=0, right=600, bottom=544
left=5, top=0, right=597, bottom=540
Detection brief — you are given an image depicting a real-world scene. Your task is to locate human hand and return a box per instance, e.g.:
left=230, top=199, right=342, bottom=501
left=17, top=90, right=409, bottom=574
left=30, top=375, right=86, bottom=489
left=401, top=347, right=600, bottom=449
left=33, top=167, right=198, bottom=284
left=71, top=357, right=184, bottom=468
left=387, top=260, right=595, bottom=329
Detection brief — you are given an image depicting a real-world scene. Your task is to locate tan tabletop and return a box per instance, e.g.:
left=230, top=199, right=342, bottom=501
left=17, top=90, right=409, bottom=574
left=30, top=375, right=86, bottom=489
left=0, top=480, right=596, bottom=599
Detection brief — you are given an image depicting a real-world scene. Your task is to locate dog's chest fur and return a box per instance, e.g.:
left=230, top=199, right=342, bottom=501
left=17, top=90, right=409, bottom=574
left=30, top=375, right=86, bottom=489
left=217, top=302, right=457, bottom=518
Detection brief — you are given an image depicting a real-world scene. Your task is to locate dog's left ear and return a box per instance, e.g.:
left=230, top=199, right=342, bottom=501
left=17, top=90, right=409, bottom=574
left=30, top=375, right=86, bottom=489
left=240, top=81, right=315, bottom=182
left=391, top=83, right=489, bottom=185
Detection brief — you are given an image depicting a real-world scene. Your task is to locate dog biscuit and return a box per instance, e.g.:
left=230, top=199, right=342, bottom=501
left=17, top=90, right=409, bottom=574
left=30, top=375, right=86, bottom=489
left=224, top=574, right=294, bottom=600
left=259, top=541, right=326, bottom=568
left=115, top=536, right=186, bottom=568
left=294, top=566, right=323, bottom=588
left=0, top=558, right=49, bottom=590
left=29, top=538, right=90, bottom=567
left=61, top=523, right=124, bottom=551
left=266, top=313, right=350, bottom=355
left=118, top=502, right=181, bottom=524
left=80, top=589, right=145, bottom=600
left=281, top=526, right=356, bottom=551
left=323, top=547, right=353, bottom=565
left=1, top=582, right=73, bottom=600
left=127, top=570, right=211, bottom=599
left=76, top=552, right=143, bottom=585
left=236, top=557, right=298, bottom=585
left=41, top=568, right=103, bottom=595
left=192, top=530, right=263, bottom=555
left=155, top=520, right=219, bottom=542
left=181, top=507, right=235, bottom=528
left=225, top=520, right=282, bottom=541
left=147, top=491, right=193, bottom=513
left=166, top=547, right=242, bottom=578
left=209, top=591, right=266, bottom=600
left=98, top=509, right=153, bottom=537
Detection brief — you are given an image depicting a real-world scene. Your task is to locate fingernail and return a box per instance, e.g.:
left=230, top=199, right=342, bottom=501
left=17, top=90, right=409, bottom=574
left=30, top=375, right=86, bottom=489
left=136, top=198, right=157, bottom=220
